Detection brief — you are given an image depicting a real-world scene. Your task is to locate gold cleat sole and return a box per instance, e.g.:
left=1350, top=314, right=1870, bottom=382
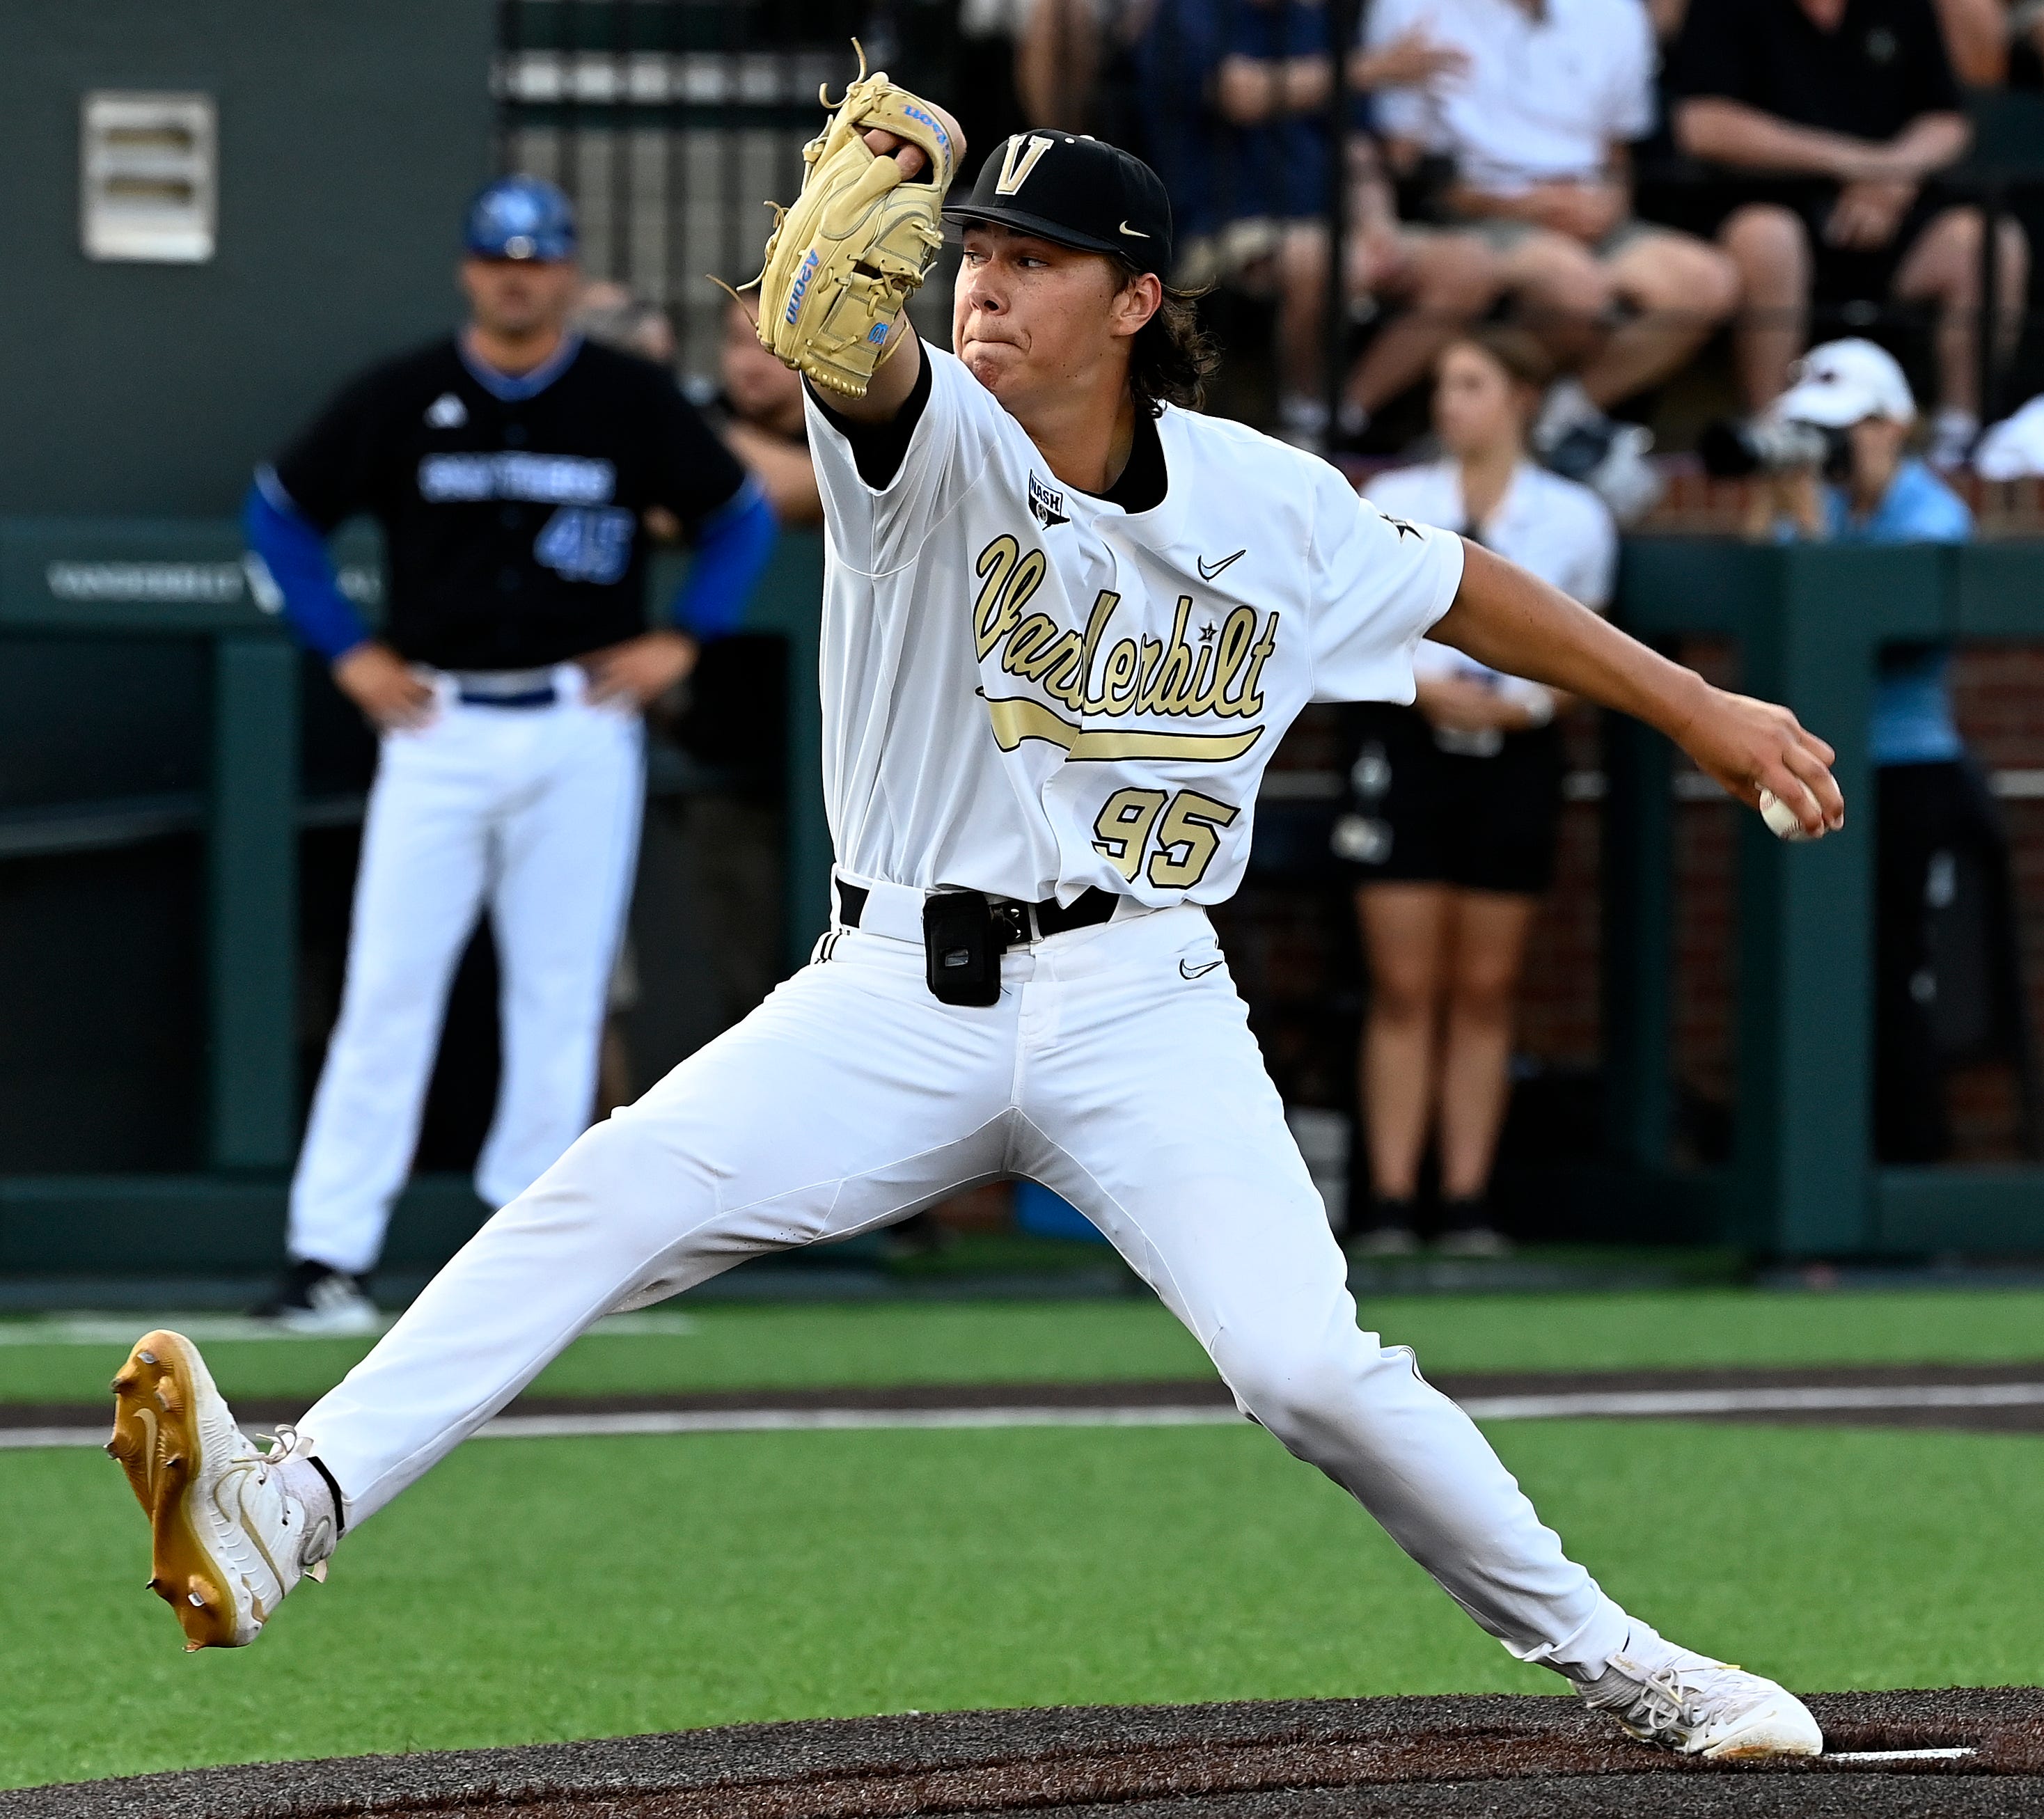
left=107, top=1330, right=237, bottom=1651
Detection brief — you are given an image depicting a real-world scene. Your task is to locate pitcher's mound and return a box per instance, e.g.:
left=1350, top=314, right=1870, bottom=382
left=7, top=1689, right=2041, bottom=1818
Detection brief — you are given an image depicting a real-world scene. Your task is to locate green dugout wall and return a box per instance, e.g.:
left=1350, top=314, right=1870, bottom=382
left=4, top=526, right=2043, bottom=1274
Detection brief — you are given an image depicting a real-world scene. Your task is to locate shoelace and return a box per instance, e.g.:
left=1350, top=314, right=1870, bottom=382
left=1614, top=1656, right=1748, bottom=1734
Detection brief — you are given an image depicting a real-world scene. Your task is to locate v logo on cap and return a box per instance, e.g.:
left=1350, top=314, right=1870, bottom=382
left=995, top=134, right=1057, bottom=196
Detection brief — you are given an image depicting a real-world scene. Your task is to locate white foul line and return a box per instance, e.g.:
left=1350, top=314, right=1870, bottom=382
left=6, top=1380, right=2044, bottom=1452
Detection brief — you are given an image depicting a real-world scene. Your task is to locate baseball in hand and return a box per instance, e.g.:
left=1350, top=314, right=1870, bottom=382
left=1759, top=788, right=1818, bottom=842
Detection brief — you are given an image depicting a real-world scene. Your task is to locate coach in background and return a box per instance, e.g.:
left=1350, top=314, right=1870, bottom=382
left=1340, top=328, right=1617, bottom=1254
left=245, top=177, right=776, bottom=1332
left=1749, top=339, right=2024, bottom=1161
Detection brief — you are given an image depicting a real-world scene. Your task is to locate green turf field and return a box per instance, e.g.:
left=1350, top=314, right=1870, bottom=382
left=5, top=1285, right=2044, bottom=1404
left=9, top=1420, right=2043, bottom=1790
left=5, top=1286, right=2042, bottom=1790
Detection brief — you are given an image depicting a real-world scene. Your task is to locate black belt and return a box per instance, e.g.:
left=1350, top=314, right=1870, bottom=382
left=835, top=880, right=1118, bottom=944
left=458, top=685, right=556, bottom=709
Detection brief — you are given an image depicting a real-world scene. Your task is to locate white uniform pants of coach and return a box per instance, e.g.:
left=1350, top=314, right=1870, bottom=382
left=288, top=664, right=645, bottom=1277
left=301, top=890, right=1630, bottom=1674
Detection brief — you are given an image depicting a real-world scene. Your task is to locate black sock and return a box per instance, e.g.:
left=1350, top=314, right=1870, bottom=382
left=310, top=1456, right=348, bottom=1535
left=1440, top=1193, right=1491, bottom=1232
left=1369, top=1196, right=1418, bottom=1232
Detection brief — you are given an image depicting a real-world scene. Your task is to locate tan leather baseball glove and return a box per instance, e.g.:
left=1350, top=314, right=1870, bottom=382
left=754, top=51, right=959, bottom=397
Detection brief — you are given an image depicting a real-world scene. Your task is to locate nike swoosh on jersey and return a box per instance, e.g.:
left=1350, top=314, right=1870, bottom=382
left=1197, top=549, right=1246, bottom=581
left=1179, top=957, right=1223, bottom=979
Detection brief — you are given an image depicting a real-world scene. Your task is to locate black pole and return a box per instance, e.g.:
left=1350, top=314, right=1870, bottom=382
left=1979, top=175, right=2004, bottom=431
left=494, top=0, right=520, bottom=174
left=1323, top=0, right=1359, bottom=452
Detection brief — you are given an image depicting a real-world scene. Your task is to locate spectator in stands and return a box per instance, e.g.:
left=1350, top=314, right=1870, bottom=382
left=1747, top=338, right=2023, bottom=1158
left=1135, top=0, right=1505, bottom=448
left=1669, top=0, right=2028, bottom=466
left=1337, top=326, right=1617, bottom=1254
left=1365, top=0, right=1740, bottom=463
left=1645, top=0, right=2002, bottom=52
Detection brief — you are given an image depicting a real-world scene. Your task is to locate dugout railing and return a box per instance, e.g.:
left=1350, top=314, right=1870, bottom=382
left=0, top=519, right=831, bottom=1280
left=1608, top=536, right=2044, bottom=1257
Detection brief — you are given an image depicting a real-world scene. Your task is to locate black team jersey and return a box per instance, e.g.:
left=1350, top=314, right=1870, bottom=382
left=271, top=334, right=748, bottom=671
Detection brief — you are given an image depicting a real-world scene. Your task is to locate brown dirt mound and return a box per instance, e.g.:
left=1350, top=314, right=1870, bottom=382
left=6, top=1690, right=2040, bottom=1819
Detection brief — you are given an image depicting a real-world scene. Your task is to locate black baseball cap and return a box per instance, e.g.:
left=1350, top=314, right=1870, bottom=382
left=943, top=132, right=1173, bottom=276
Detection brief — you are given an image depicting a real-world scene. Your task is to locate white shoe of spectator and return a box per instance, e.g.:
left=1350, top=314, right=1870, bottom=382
left=1975, top=397, right=2044, bottom=478
left=1534, top=377, right=1599, bottom=446
left=1544, top=417, right=1664, bottom=526
left=1927, top=407, right=1979, bottom=473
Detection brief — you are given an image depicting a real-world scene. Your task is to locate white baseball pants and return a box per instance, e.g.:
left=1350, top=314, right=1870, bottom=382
left=288, top=666, right=645, bottom=1276
left=301, top=897, right=1629, bottom=1674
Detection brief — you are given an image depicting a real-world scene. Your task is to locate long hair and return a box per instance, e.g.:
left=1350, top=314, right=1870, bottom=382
left=1121, top=265, right=1218, bottom=416
left=1449, top=324, right=1556, bottom=395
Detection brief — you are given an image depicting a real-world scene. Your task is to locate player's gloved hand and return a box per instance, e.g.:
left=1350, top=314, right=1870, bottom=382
left=753, top=56, right=962, bottom=397
left=580, top=629, right=698, bottom=709
left=334, top=641, right=438, bottom=732
left=1672, top=685, right=1844, bottom=837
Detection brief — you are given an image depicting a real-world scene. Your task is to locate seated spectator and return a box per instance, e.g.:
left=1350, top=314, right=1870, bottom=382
left=1135, top=0, right=1504, bottom=448
left=1336, top=326, right=1617, bottom=1254
left=1935, top=0, right=2009, bottom=84
left=1746, top=338, right=2024, bottom=1158
left=1365, top=0, right=1740, bottom=448
left=1669, top=0, right=2028, bottom=466
left=688, top=297, right=821, bottom=528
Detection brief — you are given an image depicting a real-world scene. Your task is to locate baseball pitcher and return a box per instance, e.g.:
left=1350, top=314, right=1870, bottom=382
left=113, top=81, right=1840, bottom=1758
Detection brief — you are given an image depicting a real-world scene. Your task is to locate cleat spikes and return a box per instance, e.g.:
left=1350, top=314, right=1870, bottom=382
left=136, top=1349, right=157, bottom=1365
left=188, top=1590, right=205, bottom=1607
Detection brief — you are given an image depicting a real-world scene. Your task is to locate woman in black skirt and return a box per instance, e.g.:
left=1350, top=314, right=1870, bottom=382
left=1342, top=328, right=1617, bottom=1254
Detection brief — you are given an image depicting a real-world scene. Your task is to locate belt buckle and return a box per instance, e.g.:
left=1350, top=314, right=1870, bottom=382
left=991, top=901, right=1030, bottom=947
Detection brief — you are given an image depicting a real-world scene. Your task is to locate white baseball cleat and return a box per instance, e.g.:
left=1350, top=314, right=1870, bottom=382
left=106, top=1329, right=335, bottom=1651
left=1577, top=1640, right=1824, bottom=1758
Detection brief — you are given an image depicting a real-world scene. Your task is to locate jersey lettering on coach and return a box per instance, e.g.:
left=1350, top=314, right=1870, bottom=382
left=416, top=452, right=617, bottom=505
left=970, top=532, right=1280, bottom=762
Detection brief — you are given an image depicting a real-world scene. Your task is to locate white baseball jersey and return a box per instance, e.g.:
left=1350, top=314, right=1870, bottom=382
left=806, top=344, right=1465, bottom=908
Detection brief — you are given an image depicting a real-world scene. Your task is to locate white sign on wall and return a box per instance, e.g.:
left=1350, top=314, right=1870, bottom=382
left=80, top=92, right=217, bottom=263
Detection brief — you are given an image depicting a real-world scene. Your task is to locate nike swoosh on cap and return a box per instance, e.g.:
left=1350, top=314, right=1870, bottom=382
left=1119, top=221, right=1150, bottom=237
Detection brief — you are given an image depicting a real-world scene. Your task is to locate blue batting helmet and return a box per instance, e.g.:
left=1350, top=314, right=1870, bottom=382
left=464, top=175, right=577, bottom=262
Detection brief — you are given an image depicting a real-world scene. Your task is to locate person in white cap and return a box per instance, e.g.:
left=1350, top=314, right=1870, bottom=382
left=1751, top=337, right=2022, bottom=1162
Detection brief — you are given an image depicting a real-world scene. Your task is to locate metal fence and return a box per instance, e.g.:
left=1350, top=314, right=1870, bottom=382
left=494, top=0, right=968, bottom=375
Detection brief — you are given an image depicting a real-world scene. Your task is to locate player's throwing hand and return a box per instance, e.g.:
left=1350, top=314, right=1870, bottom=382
left=1669, top=687, right=1843, bottom=836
